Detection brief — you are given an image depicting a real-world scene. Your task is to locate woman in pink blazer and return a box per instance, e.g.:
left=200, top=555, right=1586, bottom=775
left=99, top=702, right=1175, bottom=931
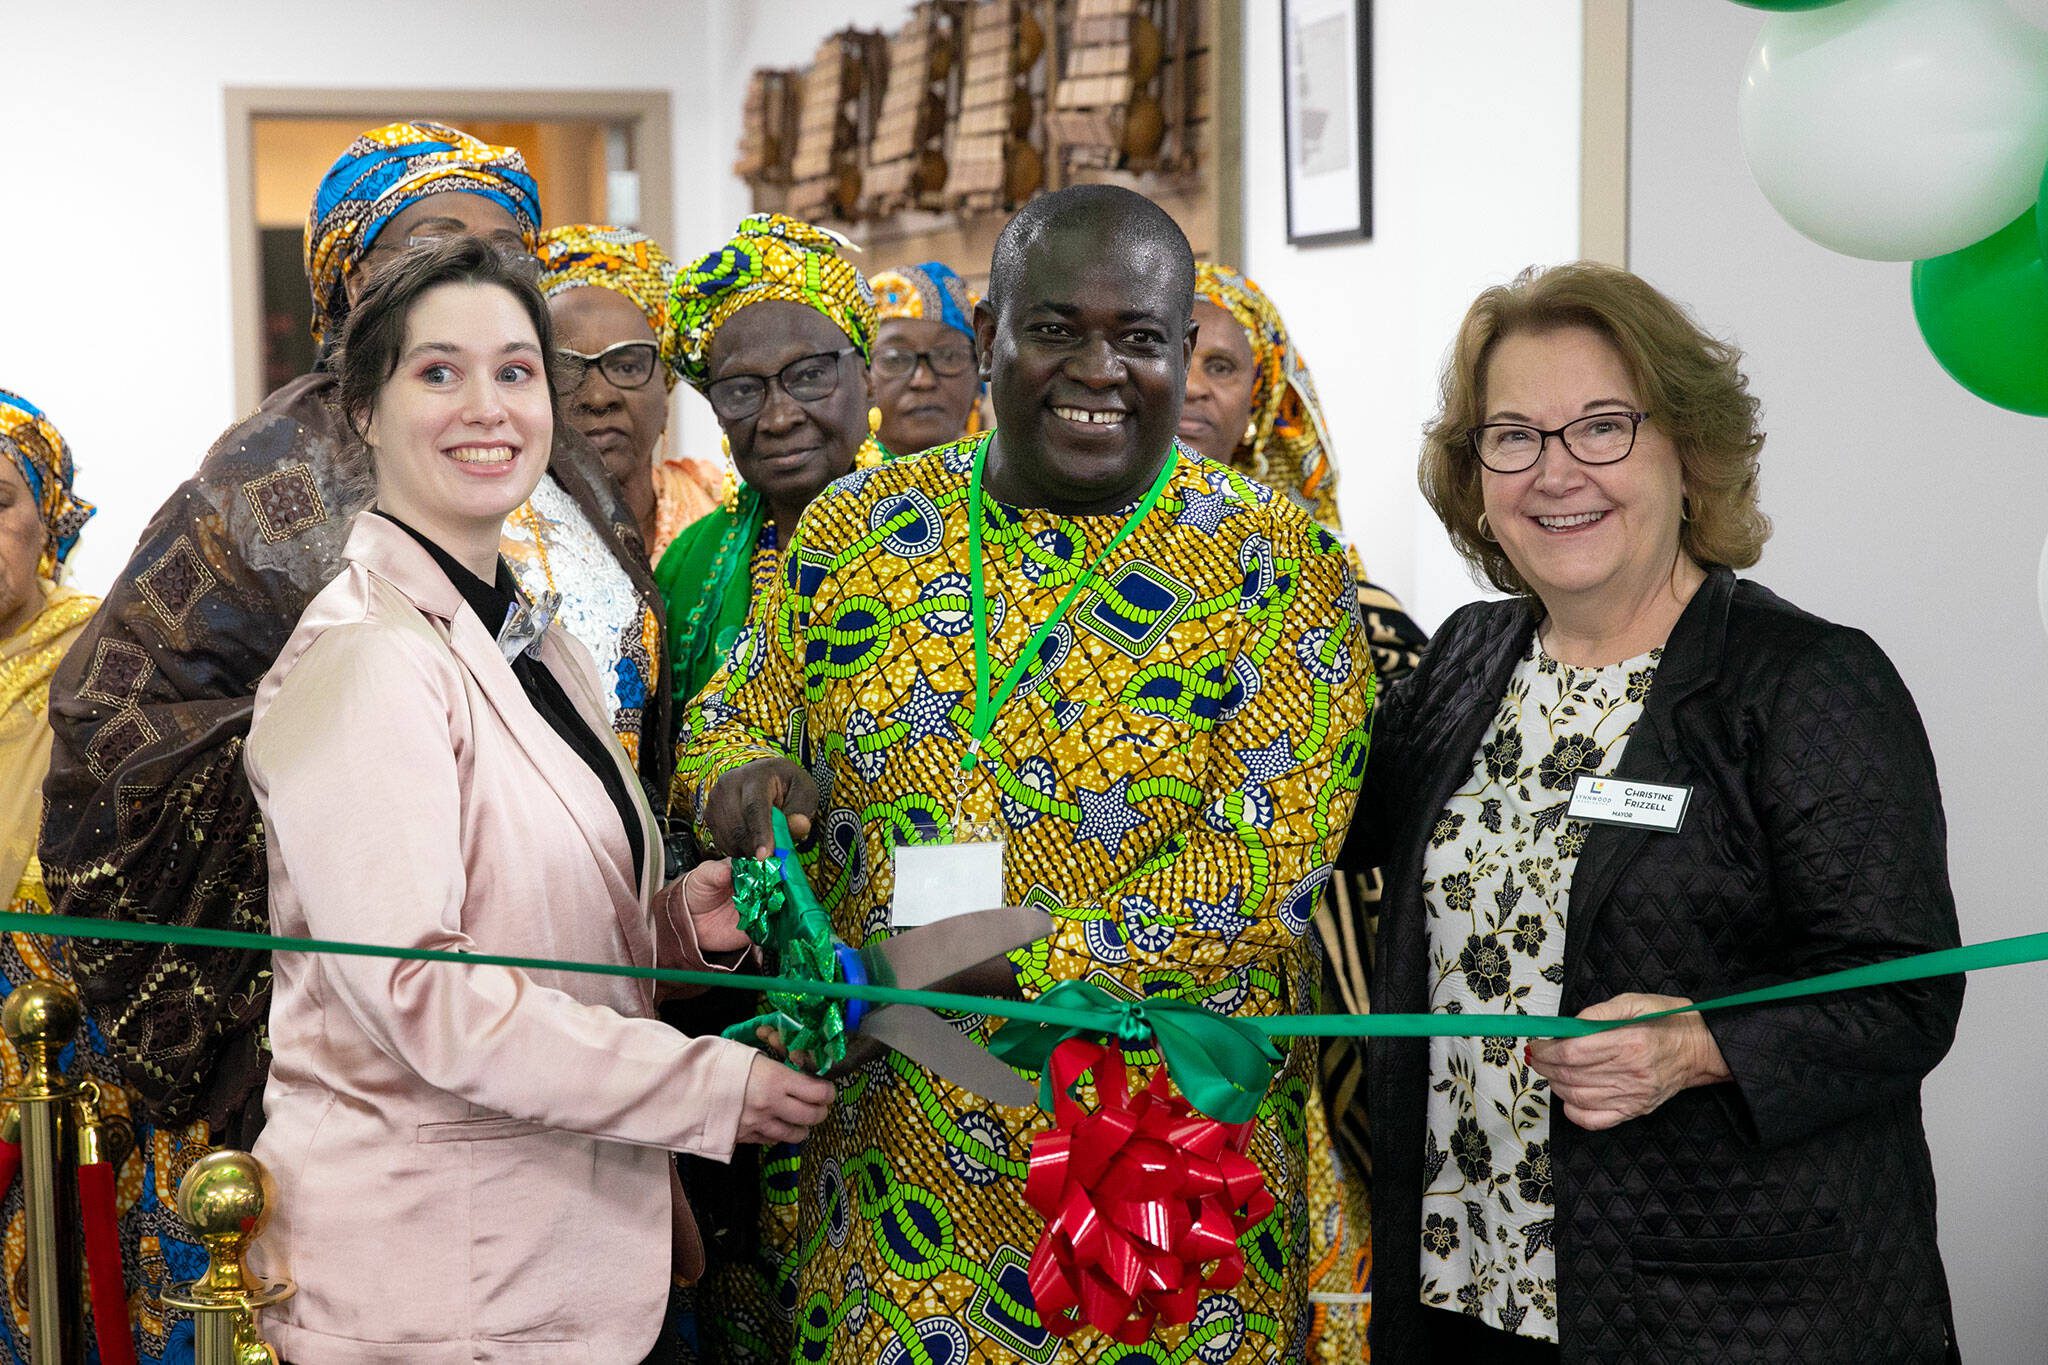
left=245, top=238, right=833, bottom=1364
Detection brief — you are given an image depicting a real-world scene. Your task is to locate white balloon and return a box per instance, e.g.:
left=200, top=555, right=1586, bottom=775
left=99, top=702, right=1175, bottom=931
left=1739, top=0, right=2048, bottom=261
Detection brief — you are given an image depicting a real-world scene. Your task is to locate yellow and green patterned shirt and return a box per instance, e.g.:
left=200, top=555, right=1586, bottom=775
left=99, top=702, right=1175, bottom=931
left=676, top=433, right=1374, bottom=1364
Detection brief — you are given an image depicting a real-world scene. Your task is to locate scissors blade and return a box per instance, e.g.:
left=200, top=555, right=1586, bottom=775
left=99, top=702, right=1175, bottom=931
left=860, top=1005, right=1038, bottom=1108
left=866, top=907, right=1054, bottom=991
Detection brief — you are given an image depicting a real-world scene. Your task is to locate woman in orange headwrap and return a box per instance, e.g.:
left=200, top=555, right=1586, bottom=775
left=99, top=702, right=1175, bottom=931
left=1181, top=261, right=1428, bottom=1362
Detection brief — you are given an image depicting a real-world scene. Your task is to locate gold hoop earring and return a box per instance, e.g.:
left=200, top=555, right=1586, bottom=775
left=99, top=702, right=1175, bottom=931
left=720, top=433, right=739, bottom=514
left=1477, top=512, right=1497, bottom=543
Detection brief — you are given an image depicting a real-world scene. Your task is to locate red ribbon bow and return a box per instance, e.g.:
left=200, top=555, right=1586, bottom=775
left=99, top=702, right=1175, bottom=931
left=1022, top=1037, right=1275, bottom=1343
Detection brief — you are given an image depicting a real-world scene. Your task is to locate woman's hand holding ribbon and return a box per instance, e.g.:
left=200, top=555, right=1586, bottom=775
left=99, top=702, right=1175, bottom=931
left=1526, top=993, right=1733, bottom=1131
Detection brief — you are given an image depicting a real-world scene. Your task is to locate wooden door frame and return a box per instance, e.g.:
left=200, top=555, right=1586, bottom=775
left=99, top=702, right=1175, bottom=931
left=224, top=86, right=674, bottom=412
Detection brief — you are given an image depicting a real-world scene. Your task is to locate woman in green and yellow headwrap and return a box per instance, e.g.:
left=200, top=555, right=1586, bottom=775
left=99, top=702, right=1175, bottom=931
left=655, top=215, right=880, bottom=1365
left=655, top=214, right=882, bottom=712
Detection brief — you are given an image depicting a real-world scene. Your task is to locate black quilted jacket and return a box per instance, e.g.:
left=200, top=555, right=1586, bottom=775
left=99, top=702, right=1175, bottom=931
left=1346, top=568, right=1963, bottom=1363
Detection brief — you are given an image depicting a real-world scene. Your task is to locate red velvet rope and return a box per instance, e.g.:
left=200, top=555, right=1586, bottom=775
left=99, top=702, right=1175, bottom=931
left=1021, top=1038, right=1276, bottom=1343
left=77, top=1160, right=136, bottom=1365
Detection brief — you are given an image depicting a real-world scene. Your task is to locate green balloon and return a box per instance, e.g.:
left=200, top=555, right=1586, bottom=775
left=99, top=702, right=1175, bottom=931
left=2039, top=155, right=2048, bottom=264
left=1728, top=0, right=1850, bottom=9
left=1912, top=208, right=2048, bottom=417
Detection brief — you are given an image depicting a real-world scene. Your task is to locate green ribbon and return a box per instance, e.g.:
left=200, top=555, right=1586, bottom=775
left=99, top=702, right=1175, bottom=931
left=987, top=980, right=1283, bottom=1124
left=718, top=809, right=847, bottom=1071
left=1, top=906, right=2036, bottom=1118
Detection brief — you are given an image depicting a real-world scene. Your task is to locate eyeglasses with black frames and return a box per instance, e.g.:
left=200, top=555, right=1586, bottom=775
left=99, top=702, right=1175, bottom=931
left=872, top=342, right=976, bottom=380
left=560, top=340, right=660, bottom=391
left=705, top=348, right=859, bottom=423
left=1469, top=410, right=1650, bottom=474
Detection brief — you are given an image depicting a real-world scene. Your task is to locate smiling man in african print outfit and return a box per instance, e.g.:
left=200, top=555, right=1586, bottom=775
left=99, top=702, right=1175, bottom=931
left=677, top=185, right=1374, bottom=1364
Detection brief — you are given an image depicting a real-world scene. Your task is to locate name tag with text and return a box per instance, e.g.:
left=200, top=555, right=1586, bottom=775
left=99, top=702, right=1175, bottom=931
left=1568, top=776, right=1690, bottom=833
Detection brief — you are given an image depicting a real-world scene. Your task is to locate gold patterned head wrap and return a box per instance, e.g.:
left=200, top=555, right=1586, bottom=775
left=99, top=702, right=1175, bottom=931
left=870, top=261, right=977, bottom=340
left=0, top=389, right=93, bottom=582
left=303, top=121, right=542, bottom=346
left=1193, top=261, right=1339, bottom=525
left=668, top=214, right=877, bottom=391
left=538, top=224, right=680, bottom=373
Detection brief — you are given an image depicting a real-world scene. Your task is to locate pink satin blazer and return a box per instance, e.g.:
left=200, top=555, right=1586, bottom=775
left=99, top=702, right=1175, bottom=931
left=246, top=513, right=756, bottom=1364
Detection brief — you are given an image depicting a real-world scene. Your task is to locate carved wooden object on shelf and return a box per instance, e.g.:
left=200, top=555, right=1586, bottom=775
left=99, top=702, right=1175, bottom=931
left=1048, top=0, right=1195, bottom=178
left=950, top=0, right=1048, bottom=214
left=864, top=2, right=969, bottom=217
left=788, top=28, right=890, bottom=223
left=735, top=69, right=801, bottom=216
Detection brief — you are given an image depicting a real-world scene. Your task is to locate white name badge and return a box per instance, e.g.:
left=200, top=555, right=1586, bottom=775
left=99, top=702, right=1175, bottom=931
left=1567, top=775, right=1691, bottom=833
left=893, top=840, right=1006, bottom=927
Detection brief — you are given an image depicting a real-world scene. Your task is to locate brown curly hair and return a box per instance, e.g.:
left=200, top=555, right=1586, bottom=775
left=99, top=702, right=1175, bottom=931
left=1420, top=262, right=1770, bottom=596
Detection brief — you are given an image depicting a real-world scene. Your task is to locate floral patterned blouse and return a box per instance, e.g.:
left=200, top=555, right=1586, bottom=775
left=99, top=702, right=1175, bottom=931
left=1418, top=636, right=1660, bottom=1339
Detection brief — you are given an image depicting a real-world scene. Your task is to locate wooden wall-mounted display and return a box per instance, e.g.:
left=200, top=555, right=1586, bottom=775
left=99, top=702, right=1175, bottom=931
left=863, top=2, right=969, bottom=218
left=1049, top=0, right=1164, bottom=171
left=737, top=0, right=1240, bottom=286
left=949, top=0, right=1048, bottom=214
left=735, top=69, right=801, bottom=215
left=788, top=29, right=890, bottom=224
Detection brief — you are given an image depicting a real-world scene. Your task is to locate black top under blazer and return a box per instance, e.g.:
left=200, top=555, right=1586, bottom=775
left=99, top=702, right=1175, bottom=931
left=1345, top=567, right=1963, bottom=1364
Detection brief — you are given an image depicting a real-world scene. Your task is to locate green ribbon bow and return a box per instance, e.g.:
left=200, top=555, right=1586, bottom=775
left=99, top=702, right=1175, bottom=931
left=987, top=980, right=1284, bottom=1125
left=719, top=809, right=847, bottom=1072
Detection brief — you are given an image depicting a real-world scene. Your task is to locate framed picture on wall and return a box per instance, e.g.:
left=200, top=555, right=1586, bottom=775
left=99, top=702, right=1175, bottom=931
left=1282, top=0, right=1372, bottom=245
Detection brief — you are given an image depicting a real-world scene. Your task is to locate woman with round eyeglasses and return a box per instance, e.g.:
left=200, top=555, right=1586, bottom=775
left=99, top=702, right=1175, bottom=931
left=868, top=260, right=983, bottom=458
left=539, top=225, right=680, bottom=556
left=655, top=214, right=882, bottom=711
left=1348, top=263, right=1962, bottom=1362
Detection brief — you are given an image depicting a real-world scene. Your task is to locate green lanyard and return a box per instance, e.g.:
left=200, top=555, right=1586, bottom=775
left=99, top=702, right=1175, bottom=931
left=962, top=434, right=1179, bottom=772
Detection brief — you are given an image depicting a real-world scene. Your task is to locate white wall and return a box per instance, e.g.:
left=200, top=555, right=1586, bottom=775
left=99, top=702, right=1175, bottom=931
left=1239, top=1, right=1583, bottom=627
left=1630, top=4, right=2048, bottom=1357
left=0, top=0, right=726, bottom=594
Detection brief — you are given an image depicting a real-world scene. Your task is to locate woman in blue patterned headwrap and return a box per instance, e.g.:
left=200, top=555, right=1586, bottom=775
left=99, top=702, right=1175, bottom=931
left=37, top=121, right=673, bottom=1364
left=868, top=260, right=983, bottom=458
left=304, top=120, right=542, bottom=347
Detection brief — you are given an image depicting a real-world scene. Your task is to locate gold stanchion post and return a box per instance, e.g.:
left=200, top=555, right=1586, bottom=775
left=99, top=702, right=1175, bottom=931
left=162, top=1150, right=295, bottom=1365
left=2, top=981, right=83, bottom=1364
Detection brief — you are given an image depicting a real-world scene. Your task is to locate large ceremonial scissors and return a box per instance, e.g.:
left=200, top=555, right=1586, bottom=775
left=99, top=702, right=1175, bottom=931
left=727, top=810, right=1050, bottom=1108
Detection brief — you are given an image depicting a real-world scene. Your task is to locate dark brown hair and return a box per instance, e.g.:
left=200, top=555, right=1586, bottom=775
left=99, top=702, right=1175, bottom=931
left=1420, top=262, right=1771, bottom=595
left=335, top=235, right=561, bottom=445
